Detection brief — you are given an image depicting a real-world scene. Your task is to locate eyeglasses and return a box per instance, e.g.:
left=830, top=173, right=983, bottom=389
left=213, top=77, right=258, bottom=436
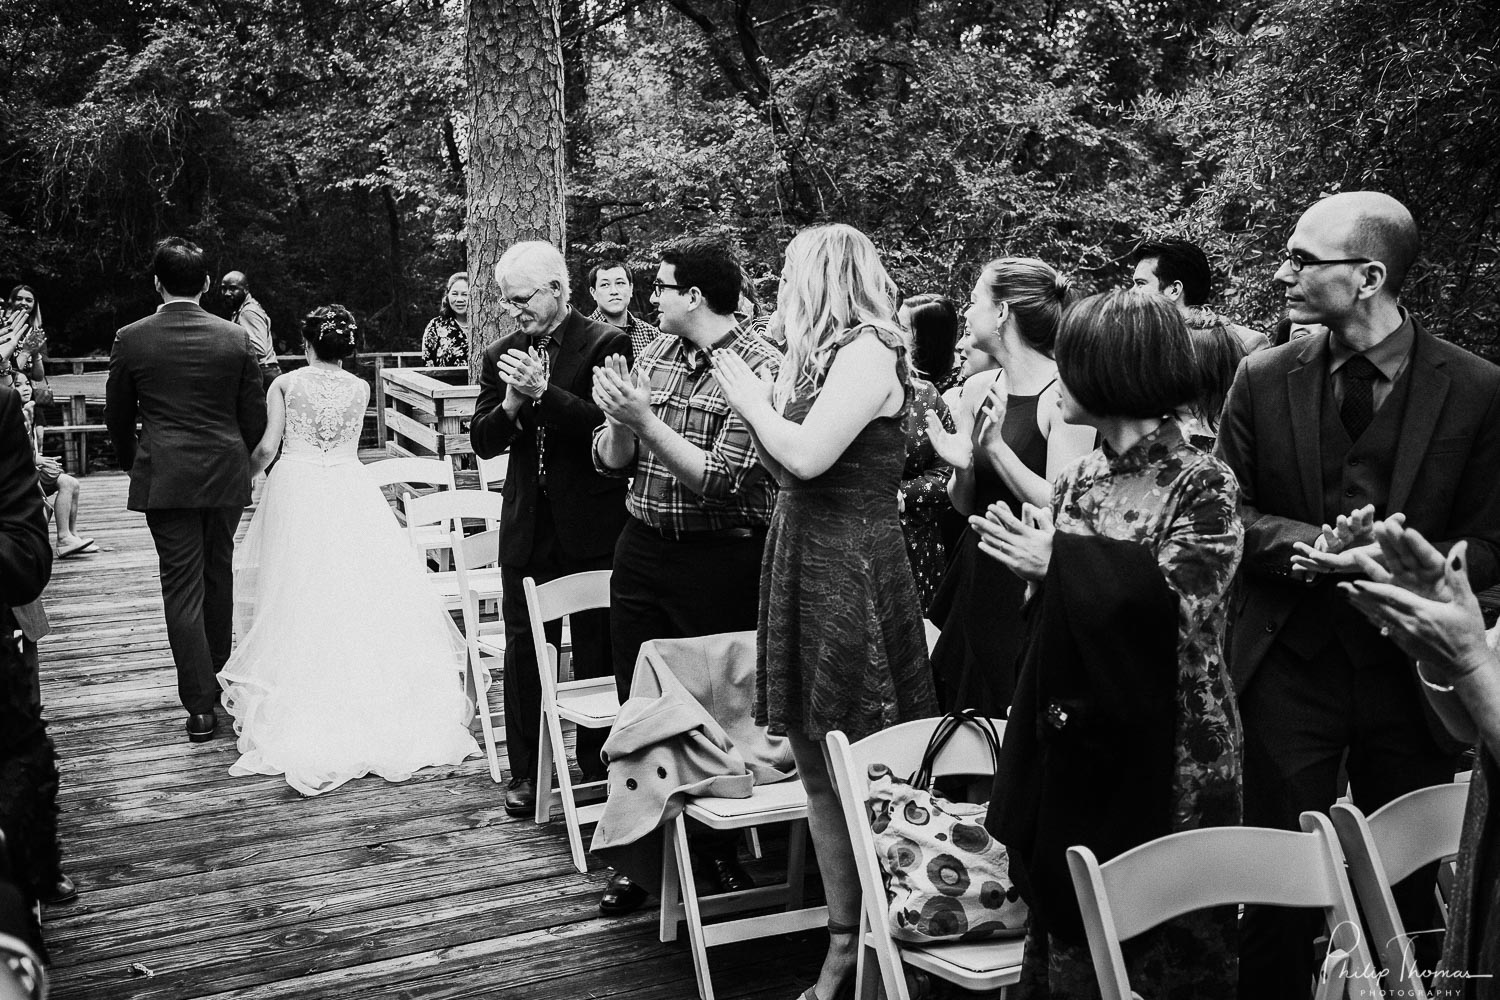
left=1280, top=249, right=1373, bottom=272
left=500, top=286, right=547, bottom=315
left=652, top=281, right=688, bottom=295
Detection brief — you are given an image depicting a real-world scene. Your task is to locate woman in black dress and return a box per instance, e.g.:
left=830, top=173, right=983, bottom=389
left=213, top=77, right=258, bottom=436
left=713, top=224, right=936, bottom=1000
left=924, top=258, right=1095, bottom=716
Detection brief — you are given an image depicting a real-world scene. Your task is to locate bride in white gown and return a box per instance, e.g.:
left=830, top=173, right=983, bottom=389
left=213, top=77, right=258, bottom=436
left=220, top=305, right=478, bottom=795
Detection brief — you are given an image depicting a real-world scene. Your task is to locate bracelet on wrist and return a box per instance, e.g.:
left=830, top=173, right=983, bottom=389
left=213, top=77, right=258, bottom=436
left=1415, top=660, right=1456, bottom=693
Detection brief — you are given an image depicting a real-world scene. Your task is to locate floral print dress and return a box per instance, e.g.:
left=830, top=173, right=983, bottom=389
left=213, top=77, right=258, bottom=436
left=899, top=377, right=955, bottom=609
left=421, top=316, right=469, bottom=367
left=1020, top=418, right=1244, bottom=1000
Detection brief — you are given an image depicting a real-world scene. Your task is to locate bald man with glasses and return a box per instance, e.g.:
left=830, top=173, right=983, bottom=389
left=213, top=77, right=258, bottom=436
left=1216, top=192, right=1500, bottom=998
left=470, top=240, right=632, bottom=818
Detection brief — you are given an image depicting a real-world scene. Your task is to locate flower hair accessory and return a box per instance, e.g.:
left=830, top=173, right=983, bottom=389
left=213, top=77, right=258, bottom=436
left=320, top=312, right=358, bottom=346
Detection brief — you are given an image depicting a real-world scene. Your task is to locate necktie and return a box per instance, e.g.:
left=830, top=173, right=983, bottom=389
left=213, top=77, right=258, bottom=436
left=1339, top=354, right=1381, bottom=440
left=533, top=335, right=553, bottom=489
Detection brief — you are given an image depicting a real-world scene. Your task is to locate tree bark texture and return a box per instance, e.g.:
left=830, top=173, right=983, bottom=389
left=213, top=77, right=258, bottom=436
left=465, top=0, right=567, bottom=376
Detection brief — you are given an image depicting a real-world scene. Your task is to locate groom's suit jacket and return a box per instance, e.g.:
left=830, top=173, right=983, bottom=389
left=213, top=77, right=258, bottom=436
left=1216, top=319, right=1500, bottom=700
left=105, top=300, right=268, bottom=512
left=470, top=308, right=631, bottom=567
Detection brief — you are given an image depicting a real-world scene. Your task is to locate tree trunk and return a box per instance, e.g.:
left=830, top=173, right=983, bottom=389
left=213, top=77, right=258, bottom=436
left=465, top=0, right=567, bottom=378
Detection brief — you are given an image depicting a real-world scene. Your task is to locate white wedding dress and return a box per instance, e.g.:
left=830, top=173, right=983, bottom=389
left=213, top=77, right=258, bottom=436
left=220, top=365, right=479, bottom=795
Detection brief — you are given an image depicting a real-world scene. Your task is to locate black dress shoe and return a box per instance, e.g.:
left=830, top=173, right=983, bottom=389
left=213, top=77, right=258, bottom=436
left=598, top=872, right=648, bottom=916
left=707, top=855, right=755, bottom=894
left=39, top=874, right=78, bottom=906
left=503, top=778, right=535, bottom=817
left=186, top=712, right=216, bottom=743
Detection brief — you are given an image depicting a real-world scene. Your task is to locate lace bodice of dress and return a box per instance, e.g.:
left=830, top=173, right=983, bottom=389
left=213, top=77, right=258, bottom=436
left=282, top=367, right=366, bottom=457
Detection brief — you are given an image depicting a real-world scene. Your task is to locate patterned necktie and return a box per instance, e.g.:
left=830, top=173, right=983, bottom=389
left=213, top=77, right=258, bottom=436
left=533, top=335, right=552, bottom=489
left=1339, top=354, right=1381, bottom=440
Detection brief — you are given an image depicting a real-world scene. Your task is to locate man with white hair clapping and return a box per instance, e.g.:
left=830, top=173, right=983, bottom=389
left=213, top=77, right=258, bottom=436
left=469, top=240, right=632, bottom=818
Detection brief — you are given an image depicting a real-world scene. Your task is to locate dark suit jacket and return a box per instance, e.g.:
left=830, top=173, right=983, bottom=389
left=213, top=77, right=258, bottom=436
left=105, top=300, right=268, bottom=512
left=469, top=308, right=630, bottom=566
left=1215, top=320, right=1500, bottom=695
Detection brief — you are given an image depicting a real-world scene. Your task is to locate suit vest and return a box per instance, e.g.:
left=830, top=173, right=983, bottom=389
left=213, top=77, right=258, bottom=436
left=1276, top=363, right=1413, bottom=662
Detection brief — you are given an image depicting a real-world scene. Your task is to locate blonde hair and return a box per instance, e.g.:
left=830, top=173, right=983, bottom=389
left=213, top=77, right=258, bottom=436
left=978, top=257, right=1073, bottom=356
left=774, top=224, right=904, bottom=406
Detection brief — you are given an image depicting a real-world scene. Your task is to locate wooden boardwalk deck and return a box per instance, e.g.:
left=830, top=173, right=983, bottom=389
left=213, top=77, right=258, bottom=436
left=36, top=471, right=827, bottom=1000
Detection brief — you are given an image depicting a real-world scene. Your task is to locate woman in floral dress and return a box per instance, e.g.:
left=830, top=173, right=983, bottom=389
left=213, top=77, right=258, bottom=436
left=977, top=289, right=1244, bottom=999
left=420, top=272, right=471, bottom=367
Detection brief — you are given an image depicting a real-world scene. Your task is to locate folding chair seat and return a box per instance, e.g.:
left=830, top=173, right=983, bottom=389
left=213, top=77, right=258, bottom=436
left=1331, top=780, right=1470, bottom=1000
left=365, top=456, right=458, bottom=569
left=825, top=717, right=1023, bottom=1000
left=659, top=779, right=823, bottom=1000
left=1068, top=813, right=1380, bottom=1000
left=523, top=570, right=617, bottom=873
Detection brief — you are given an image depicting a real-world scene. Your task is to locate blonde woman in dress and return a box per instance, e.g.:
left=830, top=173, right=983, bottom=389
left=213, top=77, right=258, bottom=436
left=714, top=224, right=937, bottom=1000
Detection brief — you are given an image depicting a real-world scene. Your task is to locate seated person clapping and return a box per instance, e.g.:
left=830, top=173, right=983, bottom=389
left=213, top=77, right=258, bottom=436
left=10, top=371, right=93, bottom=559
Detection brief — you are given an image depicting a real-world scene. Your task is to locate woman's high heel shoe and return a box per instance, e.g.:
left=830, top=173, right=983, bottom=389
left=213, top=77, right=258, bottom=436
left=797, top=920, right=861, bottom=1000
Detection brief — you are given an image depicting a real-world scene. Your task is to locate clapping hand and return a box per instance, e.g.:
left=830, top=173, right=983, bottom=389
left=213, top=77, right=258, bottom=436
left=592, top=354, right=650, bottom=429
left=37, top=455, right=63, bottom=477
left=1290, top=505, right=1393, bottom=578
left=972, top=501, right=1054, bottom=582
left=710, top=349, right=773, bottom=417
left=925, top=394, right=975, bottom=470
left=1340, top=527, right=1491, bottom=685
left=496, top=347, right=548, bottom=400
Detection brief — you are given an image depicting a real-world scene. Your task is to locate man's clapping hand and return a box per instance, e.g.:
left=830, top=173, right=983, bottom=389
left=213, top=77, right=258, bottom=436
left=593, top=355, right=651, bottom=430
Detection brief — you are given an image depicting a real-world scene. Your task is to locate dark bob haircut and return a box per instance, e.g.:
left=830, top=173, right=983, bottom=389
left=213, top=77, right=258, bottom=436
left=1056, top=289, right=1200, bottom=420
left=1183, top=315, right=1246, bottom=432
left=659, top=237, right=741, bottom=316
left=900, top=293, right=958, bottom=382
left=151, top=237, right=210, bottom=297
left=1133, top=237, right=1212, bottom=307
left=302, top=304, right=359, bottom=361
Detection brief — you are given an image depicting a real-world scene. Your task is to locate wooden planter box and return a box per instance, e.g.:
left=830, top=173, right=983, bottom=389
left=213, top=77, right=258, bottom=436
left=380, top=366, right=477, bottom=459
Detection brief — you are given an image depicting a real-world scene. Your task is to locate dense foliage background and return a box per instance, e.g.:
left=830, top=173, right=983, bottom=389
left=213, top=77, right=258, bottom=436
left=3, top=0, right=1496, bottom=359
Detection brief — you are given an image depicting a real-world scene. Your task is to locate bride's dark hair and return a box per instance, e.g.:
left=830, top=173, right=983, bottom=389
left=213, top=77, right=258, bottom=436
left=303, top=304, right=359, bottom=361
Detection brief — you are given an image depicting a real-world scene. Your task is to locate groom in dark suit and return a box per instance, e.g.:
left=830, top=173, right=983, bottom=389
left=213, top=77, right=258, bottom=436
left=470, top=240, right=631, bottom=817
left=1216, top=192, right=1500, bottom=997
left=106, top=238, right=268, bottom=743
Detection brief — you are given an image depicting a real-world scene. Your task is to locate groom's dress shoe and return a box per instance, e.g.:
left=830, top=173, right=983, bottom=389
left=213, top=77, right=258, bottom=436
left=503, top=778, right=535, bottom=817
left=186, top=712, right=217, bottom=743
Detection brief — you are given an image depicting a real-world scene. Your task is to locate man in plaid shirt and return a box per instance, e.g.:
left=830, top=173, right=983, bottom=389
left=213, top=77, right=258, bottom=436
left=591, top=236, right=780, bottom=916
left=587, top=258, right=661, bottom=361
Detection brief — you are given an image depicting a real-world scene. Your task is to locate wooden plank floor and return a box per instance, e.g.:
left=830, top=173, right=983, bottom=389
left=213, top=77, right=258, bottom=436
left=37, top=470, right=828, bottom=1000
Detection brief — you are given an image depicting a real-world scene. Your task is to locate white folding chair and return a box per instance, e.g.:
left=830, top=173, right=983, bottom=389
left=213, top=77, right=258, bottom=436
left=365, top=456, right=458, bottom=568
left=476, top=453, right=509, bottom=495
left=1068, top=812, right=1379, bottom=1000
left=403, top=489, right=503, bottom=614
left=523, top=570, right=617, bottom=873
left=659, top=779, right=821, bottom=1000
left=825, top=717, right=1023, bottom=1000
left=1331, top=781, right=1470, bottom=1000
left=922, top=618, right=940, bottom=653
left=449, top=511, right=511, bottom=784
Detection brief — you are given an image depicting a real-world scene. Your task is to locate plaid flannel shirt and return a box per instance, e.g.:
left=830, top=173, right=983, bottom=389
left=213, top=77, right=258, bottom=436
left=593, top=324, right=779, bottom=533
left=589, top=308, right=662, bottom=362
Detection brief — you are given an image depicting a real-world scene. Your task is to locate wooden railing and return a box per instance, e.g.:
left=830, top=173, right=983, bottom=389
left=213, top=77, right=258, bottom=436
left=40, top=352, right=434, bottom=473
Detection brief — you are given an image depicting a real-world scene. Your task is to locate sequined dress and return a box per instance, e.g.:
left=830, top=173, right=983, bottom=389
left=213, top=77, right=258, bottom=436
left=754, top=326, right=938, bottom=743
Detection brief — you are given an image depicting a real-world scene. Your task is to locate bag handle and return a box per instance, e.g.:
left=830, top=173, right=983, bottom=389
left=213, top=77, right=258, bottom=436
left=911, top=709, right=1001, bottom=789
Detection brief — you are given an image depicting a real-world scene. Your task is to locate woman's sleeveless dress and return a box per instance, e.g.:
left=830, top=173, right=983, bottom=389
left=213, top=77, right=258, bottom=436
left=927, top=381, right=1051, bottom=716
left=754, top=326, right=938, bottom=744
left=220, top=366, right=478, bottom=795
